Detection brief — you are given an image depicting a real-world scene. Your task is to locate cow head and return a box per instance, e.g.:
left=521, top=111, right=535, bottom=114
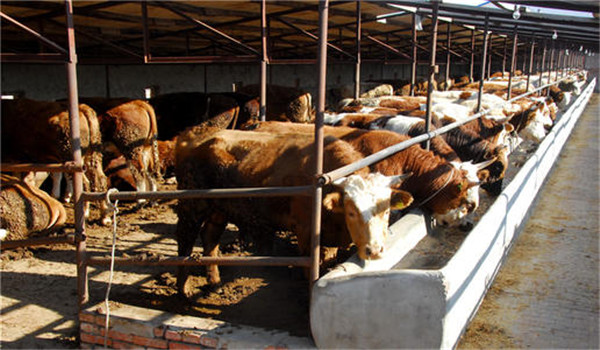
left=323, top=173, right=413, bottom=260
left=431, top=160, right=494, bottom=227
left=519, top=104, right=550, bottom=143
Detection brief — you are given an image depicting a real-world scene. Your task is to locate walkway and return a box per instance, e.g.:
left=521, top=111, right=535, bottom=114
left=458, top=94, right=600, bottom=348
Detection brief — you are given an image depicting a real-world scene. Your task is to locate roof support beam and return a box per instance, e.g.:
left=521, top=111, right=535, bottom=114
left=0, top=11, right=67, bottom=55
left=273, top=16, right=355, bottom=60
left=155, top=1, right=260, bottom=56
left=365, top=35, right=411, bottom=60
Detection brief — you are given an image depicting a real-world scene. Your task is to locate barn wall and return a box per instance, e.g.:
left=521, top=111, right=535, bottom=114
left=2, top=61, right=468, bottom=102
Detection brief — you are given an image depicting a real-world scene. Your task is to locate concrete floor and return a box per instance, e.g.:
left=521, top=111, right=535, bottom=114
left=458, top=94, right=600, bottom=349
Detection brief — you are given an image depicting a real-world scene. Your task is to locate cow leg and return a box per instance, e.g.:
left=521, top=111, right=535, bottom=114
left=175, top=199, right=210, bottom=298
left=63, top=172, right=74, bottom=203
left=200, top=211, right=227, bottom=288
left=51, top=172, right=63, bottom=200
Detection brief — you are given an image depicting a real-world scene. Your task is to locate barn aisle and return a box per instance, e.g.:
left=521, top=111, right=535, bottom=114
left=458, top=93, right=600, bottom=348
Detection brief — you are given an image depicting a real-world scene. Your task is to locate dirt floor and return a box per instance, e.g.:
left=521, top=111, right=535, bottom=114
left=0, top=138, right=539, bottom=349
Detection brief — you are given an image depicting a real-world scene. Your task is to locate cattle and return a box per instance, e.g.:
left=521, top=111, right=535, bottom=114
left=239, top=84, right=314, bottom=123
left=150, top=92, right=260, bottom=141
left=549, top=85, right=572, bottom=110
left=325, top=113, right=461, bottom=163
left=338, top=95, right=426, bottom=115
left=1, top=98, right=110, bottom=225
left=398, top=80, right=437, bottom=96
left=360, top=84, right=394, bottom=98
left=174, top=125, right=413, bottom=296
left=1, top=173, right=67, bottom=241
left=80, top=98, right=162, bottom=202
left=244, top=121, right=488, bottom=226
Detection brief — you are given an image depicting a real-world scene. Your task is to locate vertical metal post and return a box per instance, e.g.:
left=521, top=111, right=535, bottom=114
left=445, top=22, right=451, bottom=84
left=526, top=38, right=535, bottom=91
left=487, top=45, right=492, bottom=79
left=354, top=0, right=361, bottom=99
left=502, top=36, right=507, bottom=75
left=65, top=0, right=87, bottom=310
left=410, top=12, right=418, bottom=96
left=260, top=0, right=267, bottom=121
left=310, top=0, right=329, bottom=288
left=550, top=40, right=556, bottom=82
left=469, top=29, right=475, bottom=82
left=476, top=13, right=489, bottom=113
left=507, top=25, right=518, bottom=100
left=557, top=44, right=563, bottom=79
left=538, top=40, right=546, bottom=91
left=424, top=0, right=439, bottom=151
left=142, top=0, right=150, bottom=63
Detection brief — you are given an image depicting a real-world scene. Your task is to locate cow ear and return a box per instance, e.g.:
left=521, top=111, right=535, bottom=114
left=390, top=189, right=414, bottom=210
left=504, top=123, right=515, bottom=133
left=323, top=191, right=345, bottom=213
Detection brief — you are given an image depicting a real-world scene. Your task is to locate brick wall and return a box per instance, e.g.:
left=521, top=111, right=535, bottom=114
left=79, top=302, right=314, bottom=350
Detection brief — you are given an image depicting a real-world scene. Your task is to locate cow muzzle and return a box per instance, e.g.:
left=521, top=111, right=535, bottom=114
left=362, top=243, right=385, bottom=260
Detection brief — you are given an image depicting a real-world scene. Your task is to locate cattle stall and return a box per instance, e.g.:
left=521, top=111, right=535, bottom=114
left=1, top=1, right=598, bottom=349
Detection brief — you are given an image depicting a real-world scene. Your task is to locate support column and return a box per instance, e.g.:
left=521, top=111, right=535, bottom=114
left=502, top=36, right=507, bottom=75
left=477, top=13, right=489, bottom=112
left=310, top=0, right=329, bottom=288
left=260, top=0, right=268, bottom=121
left=469, top=29, right=475, bottom=82
left=526, top=38, right=535, bottom=91
left=445, top=22, right=451, bottom=84
left=354, top=0, right=361, bottom=99
left=142, top=0, right=150, bottom=63
left=507, top=25, right=518, bottom=100
left=65, top=0, right=87, bottom=311
left=410, top=12, right=418, bottom=96
left=424, top=0, right=439, bottom=151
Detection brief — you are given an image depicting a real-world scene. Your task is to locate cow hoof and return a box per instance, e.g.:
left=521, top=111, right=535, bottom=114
left=202, top=282, right=223, bottom=296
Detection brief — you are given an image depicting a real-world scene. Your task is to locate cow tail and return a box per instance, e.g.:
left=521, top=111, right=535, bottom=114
left=146, top=103, right=163, bottom=183
left=82, top=105, right=108, bottom=194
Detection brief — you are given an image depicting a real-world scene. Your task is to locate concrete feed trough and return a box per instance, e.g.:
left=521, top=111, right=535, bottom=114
left=310, top=78, right=596, bottom=349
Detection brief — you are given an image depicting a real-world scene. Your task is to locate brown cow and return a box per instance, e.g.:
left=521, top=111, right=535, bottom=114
left=174, top=125, right=413, bottom=296
left=245, top=121, right=485, bottom=226
left=1, top=98, right=110, bottom=224
left=150, top=92, right=260, bottom=141
left=80, top=98, right=161, bottom=201
left=239, top=84, right=314, bottom=123
left=0, top=174, right=67, bottom=241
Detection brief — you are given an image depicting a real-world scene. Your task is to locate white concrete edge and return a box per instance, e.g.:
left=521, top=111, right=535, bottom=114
left=310, top=77, right=596, bottom=349
left=439, top=77, right=596, bottom=349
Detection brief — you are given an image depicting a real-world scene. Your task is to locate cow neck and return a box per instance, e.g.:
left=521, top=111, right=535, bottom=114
left=416, top=165, right=455, bottom=208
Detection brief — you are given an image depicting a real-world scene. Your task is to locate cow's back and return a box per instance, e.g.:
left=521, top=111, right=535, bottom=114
left=239, top=84, right=314, bottom=123
left=176, top=127, right=365, bottom=238
left=2, top=99, right=97, bottom=163
left=0, top=174, right=66, bottom=240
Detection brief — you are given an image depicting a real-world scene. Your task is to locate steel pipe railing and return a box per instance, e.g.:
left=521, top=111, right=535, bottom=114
left=0, top=162, right=84, bottom=173
left=82, top=186, right=313, bottom=202
left=0, top=234, right=76, bottom=251
left=86, top=256, right=312, bottom=268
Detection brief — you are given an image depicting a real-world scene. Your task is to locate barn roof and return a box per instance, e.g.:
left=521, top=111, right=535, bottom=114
left=1, top=1, right=598, bottom=65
